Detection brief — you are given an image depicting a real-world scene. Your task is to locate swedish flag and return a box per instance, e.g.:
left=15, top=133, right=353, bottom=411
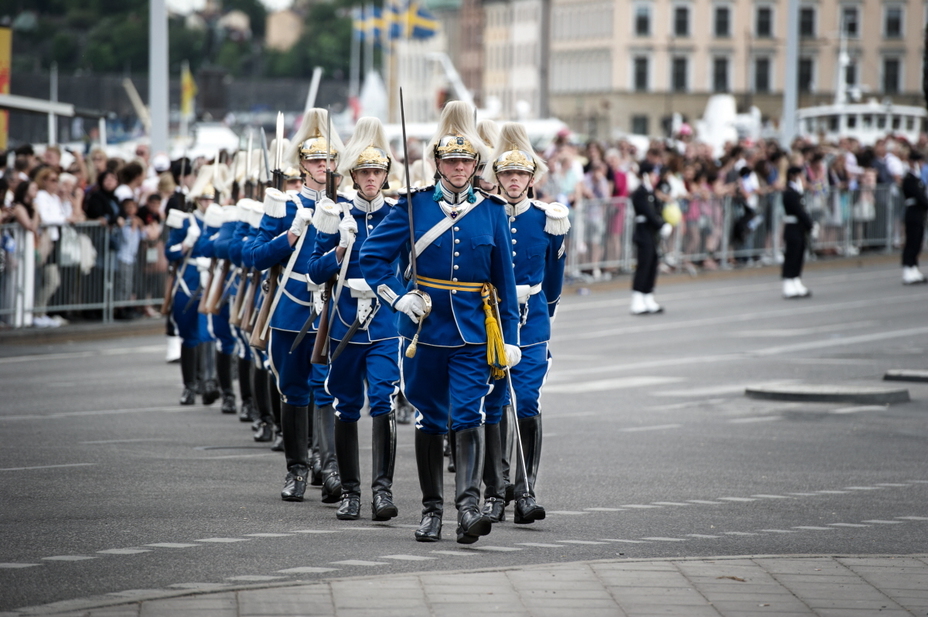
left=386, top=0, right=439, bottom=40
left=354, top=5, right=386, bottom=45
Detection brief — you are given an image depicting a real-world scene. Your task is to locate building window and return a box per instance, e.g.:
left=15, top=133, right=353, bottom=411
left=884, top=5, right=903, bottom=38
left=672, top=56, right=688, bottom=92
left=634, top=56, right=649, bottom=91
left=673, top=5, right=689, bottom=37
left=631, top=115, right=649, bottom=135
left=845, top=61, right=857, bottom=87
left=841, top=6, right=859, bottom=38
left=714, top=5, right=731, bottom=37
left=754, top=57, right=770, bottom=93
left=756, top=6, right=773, bottom=37
left=799, top=7, right=815, bottom=38
left=883, top=58, right=900, bottom=94
left=798, top=57, right=814, bottom=92
left=712, top=57, right=729, bottom=92
left=635, top=3, right=651, bottom=36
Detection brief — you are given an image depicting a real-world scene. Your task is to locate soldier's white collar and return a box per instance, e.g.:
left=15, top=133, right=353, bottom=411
left=300, top=185, right=325, bottom=202
left=437, top=181, right=471, bottom=206
left=505, top=198, right=531, bottom=218
left=353, top=192, right=384, bottom=213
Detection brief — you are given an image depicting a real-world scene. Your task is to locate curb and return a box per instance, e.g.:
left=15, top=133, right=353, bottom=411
left=884, top=369, right=928, bottom=383
left=745, top=384, right=911, bottom=405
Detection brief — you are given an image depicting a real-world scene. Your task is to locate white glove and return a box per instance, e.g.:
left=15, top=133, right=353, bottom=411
left=393, top=292, right=427, bottom=324
left=289, top=208, right=314, bottom=237
left=182, top=221, right=201, bottom=249
left=810, top=222, right=820, bottom=241
left=660, top=223, right=673, bottom=239
left=338, top=215, right=358, bottom=248
left=505, top=344, right=522, bottom=368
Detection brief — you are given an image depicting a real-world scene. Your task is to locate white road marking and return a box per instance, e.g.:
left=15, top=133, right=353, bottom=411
left=430, top=550, right=478, bottom=556
left=758, top=529, right=797, bottom=534
left=0, top=463, right=95, bottom=472
left=0, top=563, right=41, bottom=568
left=278, top=567, right=339, bottom=574
left=557, top=540, right=608, bottom=545
left=816, top=490, right=849, bottom=494
left=860, top=520, right=905, bottom=525
left=619, top=424, right=683, bottom=433
left=751, top=495, right=791, bottom=499
left=686, top=534, right=720, bottom=539
left=42, top=555, right=97, bottom=561
left=752, top=326, right=928, bottom=356
left=828, top=523, right=872, bottom=528
left=331, top=560, right=389, bottom=566
left=380, top=555, right=436, bottom=561
left=730, top=321, right=877, bottom=338
left=516, top=543, right=563, bottom=548
left=545, top=376, right=684, bottom=394
left=0, top=345, right=164, bottom=365
left=875, top=483, right=911, bottom=487
left=547, top=510, right=590, bottom=516
left=79, top=439, right=170, bottom=445
left=1, top=407, right=187, bottom=422
left=620, top=504, right=662, bottom=509
left=169, top=583, right=232, bottom=591
left=844, top=486, right=883, bottom=491
left=195, top=538, right=251, bottom=543
left=601, top=539, right=650, bottom=544
left=144, top=543, right=201, bottom=548
left=728, top=416, right=780, bottom=424
left=226, top=575, right=285, bottom=582
left=687, top=500, right=724, bottom=505
left=584, top=507, right=626, bottom=512
left=469, top=546, right=522, bottom=552
left=244, top=533, right=292, bottom=537
left=290, top=529, right=340, bottom=534
left=717, top=497, right=757, bottom=502
left=651, top=502, right=691, bottom=506
left=640, top=537, right=687, bottom=542
left=896, top=516, right=928, bottom=521
left=654, top=382, right=797, bottom=398
left=793, top=526, right=834, bottom=531
left=723, top=532, right=758, bottom=536
left=97, top=548, right=152, bottom=555
left=787, top=493, right=822, bottom=496
left=832, top=406, right=888, bottom=414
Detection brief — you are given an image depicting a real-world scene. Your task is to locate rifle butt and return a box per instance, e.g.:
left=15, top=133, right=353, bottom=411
left=310, top=281, right=333, bottom=365
left=249, top=265, right=280, bottom=350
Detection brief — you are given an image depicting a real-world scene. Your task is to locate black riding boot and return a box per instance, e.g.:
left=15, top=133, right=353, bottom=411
left=334, top=419, right=361, bottom=520
left=317, top=403, right=341, bottom=503
left=258, top=372, right=281, bottom=443
left=179, top=345, right=197, bottom=405
left=454, top=426, right=491, bottom=544
left=199, top=343, right=220, bottom=405
left=414, top=429, right=444, bottom=542
left=371, top=412, right=398, bottom=521
left=217, top=352, right=236, bottom=414
left=237, top=357, right=256, bottom=422
left=309, top=404, right=322, bottom=485
left=481, top=421, right=506, bottom=523
left=447, top=428, right=456, bottom=473
left=513, top=415, right=545, bottom=524
left=279, top=402, right=309, bottom=502
left=500, top=405, right=514, bottom=504
left=251, top=367, right=274, bottom=443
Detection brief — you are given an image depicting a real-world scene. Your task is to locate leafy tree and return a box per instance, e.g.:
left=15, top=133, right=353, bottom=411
left=224, top=0, right=266, bottom=38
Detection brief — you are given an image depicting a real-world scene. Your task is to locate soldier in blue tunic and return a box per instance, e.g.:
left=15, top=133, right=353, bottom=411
left=481, top=122, right=569, bottom=525
left=245, top=110, right=348, bottom=503
left=308, top=117, right=402, bottom=521
left=360, top=101, right=521, bottom=544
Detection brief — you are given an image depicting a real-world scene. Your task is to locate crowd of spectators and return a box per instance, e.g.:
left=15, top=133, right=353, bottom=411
left=1, top=142, right=175, bottom=327
left=530, top=128, right=918, bottom=279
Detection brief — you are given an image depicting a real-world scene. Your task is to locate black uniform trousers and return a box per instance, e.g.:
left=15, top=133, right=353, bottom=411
left=902, top=206, right=925, bottom=268
left=781, top=224, right=806, bottom=279
left=632, top=226, right=658, bottom=293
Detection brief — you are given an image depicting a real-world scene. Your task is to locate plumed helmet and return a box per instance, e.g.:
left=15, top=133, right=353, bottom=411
left=282, top=166, right=302, bottom=181
left=286, top=108, right=345, bottom=166
left=483, top=122, right=548, bottom=186
left=338, top=117, right=395, bottom=177
left=477, top=119, right=500, bottom=151
left=426, top=101, right=489, bottom=164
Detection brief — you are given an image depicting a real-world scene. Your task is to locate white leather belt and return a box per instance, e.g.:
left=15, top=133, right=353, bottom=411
left=282, top=271, right=324, bottom=292
left=516, top=283, right=542, bottom=304
left=347, top=278, right=376, bottom=329
left=782, top=215, right=798, bottom=224
left=347, top=278, right=376, bottom=299
left=635, top=215, right=647, bottom=223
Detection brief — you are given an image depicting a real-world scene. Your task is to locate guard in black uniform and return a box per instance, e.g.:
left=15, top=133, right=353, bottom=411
left=901, top=150, right=928, bottom=285
left=781, top=166, right=815, bottom=298
left=630, top=162, right=671, bottom=315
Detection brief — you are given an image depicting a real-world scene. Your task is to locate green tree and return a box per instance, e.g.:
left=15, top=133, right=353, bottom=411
left=266, top=1, right=352, bottom=79
left=224, top=0, right=266, bottom=38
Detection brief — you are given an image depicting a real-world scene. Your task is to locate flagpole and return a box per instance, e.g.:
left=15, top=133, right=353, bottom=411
left=180, top=60, right=189, bottom=143
left=350, top=10, right=360, bottom=100
left=384, top=0, right=394, bottom=122
left=365, top=4, right=374, bottom=79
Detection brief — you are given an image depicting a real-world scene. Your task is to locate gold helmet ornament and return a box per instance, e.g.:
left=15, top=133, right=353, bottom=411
left=286, top=108, right=345, bottom=166
left=338, top=117, right=395, bottom=177
left=483, top=122, right=548, bottom=187
left=282, top=166, right=302, bottom=181
left=426, top=101, right=489, bottom=164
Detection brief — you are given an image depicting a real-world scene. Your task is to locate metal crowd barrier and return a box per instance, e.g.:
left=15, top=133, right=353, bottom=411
left=0, top=221, right=168, bottom=327
left=565, top=184, right=903, bottom=280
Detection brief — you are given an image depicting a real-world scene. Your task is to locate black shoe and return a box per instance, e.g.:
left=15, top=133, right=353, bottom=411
left=309, top=455, right=323, bottom=485
left=220, top=393, right=236, bottom=414
left=270, top=429, right=284, bottom=451
left=281, top=467, right=307, bottom=502
left=254, top=421, right=274, bottom=442
left=336, top=494, right=361, bottom=520
left=456, top=507, right=491, bottom=544
left=180, top=388, right=196, bottom=406
left=372, top=493, right=398, bottom=521
left=415, top=512, right=442, bottom=542
left=238, top=398, right=256, bottom=422
left=321, top=473, right=342, bottom=504
left=482, top=497, right=506, bottom=523
left=201, top=379, right=220, bottom=406
left=513, top=494, right=546, bottom=525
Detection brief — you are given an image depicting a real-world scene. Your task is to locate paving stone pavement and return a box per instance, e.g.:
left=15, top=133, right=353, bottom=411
left=7, top=555, right=928, bottom=617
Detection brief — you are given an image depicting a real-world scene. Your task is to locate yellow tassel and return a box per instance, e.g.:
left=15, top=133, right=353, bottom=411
left=481, top=284, right=507, bottom=379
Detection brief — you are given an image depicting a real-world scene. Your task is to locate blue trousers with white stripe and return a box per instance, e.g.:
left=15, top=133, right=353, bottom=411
left=326, top=338, right=401, bottom=423
left=484, top=342, right=550, bottom=423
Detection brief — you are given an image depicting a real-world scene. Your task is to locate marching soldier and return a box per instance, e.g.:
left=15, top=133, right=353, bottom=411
left=481, top=122, right=568, bottom=525
left=308, top=117, right=401, bottom=521
left=360, top=101, right=521, bottom=544
left=901, top=150, right=928, bottom=285
left=630, top=162, right=672, bottom=315
left=225, top=194, right=258, bottom=425
left=781, top=166, right=815, bottom=298
left=245, top=110, right=347, bottom=503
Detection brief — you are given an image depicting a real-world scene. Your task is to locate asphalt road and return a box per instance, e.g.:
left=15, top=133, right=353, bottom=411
left=2, top=260, right=927, bottom=613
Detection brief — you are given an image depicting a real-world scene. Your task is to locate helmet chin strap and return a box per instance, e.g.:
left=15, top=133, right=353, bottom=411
left=301, top=161, right=327, bottom=188
left=436, top=161, right=479, bottom=198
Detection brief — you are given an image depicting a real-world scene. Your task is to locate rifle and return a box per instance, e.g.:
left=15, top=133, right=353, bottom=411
left=197, top=158, right=222, bottom=314
left=160, top=261, right=177, bottom=316
left=311, top=110, right=337, bottom=365
left=229, top=133, right=255, bottom=325
left=240, top=269, right=261, bottom=333
left=205, top=258, right=230, bottom=314
left=249, top=113, right=286, bottom=350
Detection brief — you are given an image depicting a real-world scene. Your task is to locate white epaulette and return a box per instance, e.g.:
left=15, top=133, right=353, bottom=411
left=248, top=201, right=265, bottom=228
left=532, top=200, right=571, bottom=236
left=263, top=188, right=288, bottom=219
left=385, top=196, right=398, bottom=207
left=166, top=209, right=187, bottom=229
left=235, top=198, right=253, bottom=222
left=204, top=204, right=224, bottom=228
left=221, top=204, right=239, bottom=224
left=312, top=198, right=342, bottom=234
